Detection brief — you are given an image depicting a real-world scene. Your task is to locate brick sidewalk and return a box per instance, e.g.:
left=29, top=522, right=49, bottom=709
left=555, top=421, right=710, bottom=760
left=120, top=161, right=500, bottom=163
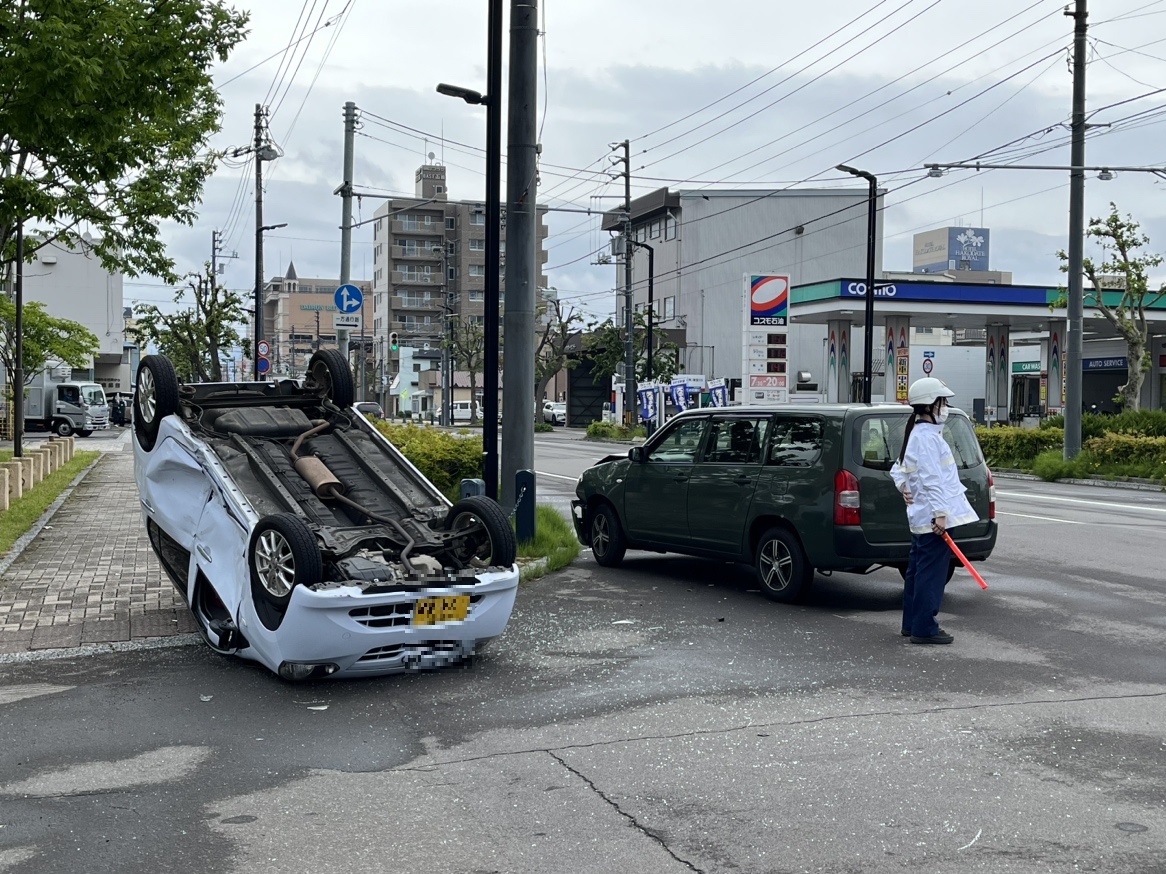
left=0, top=449, right=195, bottom=654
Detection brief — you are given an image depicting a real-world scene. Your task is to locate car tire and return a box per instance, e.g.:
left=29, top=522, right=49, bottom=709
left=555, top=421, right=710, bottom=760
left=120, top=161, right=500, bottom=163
left=134, top=354, right=180, bottom=452
left=589, top=503, right=626, bottom=567
left=444, top=495, right=517, bottom=568
left=755, top=527, right=813, bottom=603
left=305, top=348, right=355, bottom=409
left=897, top=560, right=958, bottom=584
left=249, top=513, right=323, bottom=631
left=53, top=419, right=75, bottom=438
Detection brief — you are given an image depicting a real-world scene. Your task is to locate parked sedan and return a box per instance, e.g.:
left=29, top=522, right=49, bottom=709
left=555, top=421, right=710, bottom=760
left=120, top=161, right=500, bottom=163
left=542, top=401, right=567, bottom=425
left=572, top=404, right=996, bottom=603
left=133, top=350, right=519, bottom=681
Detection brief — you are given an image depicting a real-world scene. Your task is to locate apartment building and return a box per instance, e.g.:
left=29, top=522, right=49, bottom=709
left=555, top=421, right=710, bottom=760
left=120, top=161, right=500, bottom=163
left=261, top=262, right=373, bottom=378
left=370, top=163, right=549, bottom=412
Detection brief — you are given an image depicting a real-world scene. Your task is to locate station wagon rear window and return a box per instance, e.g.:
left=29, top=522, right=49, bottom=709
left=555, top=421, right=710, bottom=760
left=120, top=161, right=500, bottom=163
left=854, top=412, right=984, bottom=471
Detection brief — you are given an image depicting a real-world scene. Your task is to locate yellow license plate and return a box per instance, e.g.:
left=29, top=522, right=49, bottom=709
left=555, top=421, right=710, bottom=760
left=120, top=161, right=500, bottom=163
left=412, top=595, right=470, bottom=626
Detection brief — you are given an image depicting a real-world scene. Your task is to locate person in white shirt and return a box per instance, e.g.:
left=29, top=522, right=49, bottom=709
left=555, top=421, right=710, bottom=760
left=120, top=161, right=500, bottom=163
left=890, top=377, right=980, bottom=645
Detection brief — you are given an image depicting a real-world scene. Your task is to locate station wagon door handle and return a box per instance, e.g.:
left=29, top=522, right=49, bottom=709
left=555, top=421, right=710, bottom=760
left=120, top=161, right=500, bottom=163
left=733, top=476, right=752, bottom=486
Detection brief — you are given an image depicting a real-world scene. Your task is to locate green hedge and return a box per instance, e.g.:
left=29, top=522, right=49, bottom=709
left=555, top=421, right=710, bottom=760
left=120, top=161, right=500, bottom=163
left=1041, top=409, right=1166, bottom=439
left=974, top=425, right=1064, bottom=468
left=373, top=421, right=483, bottom=500
left=585, top=420, right=646, bottom=440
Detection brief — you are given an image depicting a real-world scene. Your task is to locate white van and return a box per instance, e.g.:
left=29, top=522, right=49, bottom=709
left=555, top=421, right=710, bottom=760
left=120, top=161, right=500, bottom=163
left=452, top=400, right=483, bottom=423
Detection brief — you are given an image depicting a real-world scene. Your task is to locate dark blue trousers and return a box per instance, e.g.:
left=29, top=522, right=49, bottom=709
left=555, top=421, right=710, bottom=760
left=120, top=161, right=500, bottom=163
left=902, top=533, right=950, bottom=637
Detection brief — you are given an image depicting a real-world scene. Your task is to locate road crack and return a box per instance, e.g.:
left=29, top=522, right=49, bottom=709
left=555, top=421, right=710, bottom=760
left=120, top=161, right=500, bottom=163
left=546, top=750, right=704, bottom=874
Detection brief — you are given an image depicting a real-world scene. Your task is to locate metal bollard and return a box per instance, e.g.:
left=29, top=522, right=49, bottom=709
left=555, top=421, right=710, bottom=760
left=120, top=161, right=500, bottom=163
left=514, top=468, right=536, bottom=544
left=459, top=478, right=486, bottom=499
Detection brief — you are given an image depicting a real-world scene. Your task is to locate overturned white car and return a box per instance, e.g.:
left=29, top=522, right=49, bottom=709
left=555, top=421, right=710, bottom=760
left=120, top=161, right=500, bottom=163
left=132, top=351, right=519, bottom=681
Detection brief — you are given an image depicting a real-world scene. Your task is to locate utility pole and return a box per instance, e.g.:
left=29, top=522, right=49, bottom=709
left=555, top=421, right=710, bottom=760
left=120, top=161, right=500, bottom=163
left=483, top=0, right=503, bottom=500
left=610, top=139, right=634, bottom=425
left=338, top=101, right=357, bottom=366
left=13, top=221, right=24, bottom=457
left=253, top=103, right=265, bottom=380
left=1064, top=0, right=1088, bottom=459
left=501, top=0, right=538, bottom=512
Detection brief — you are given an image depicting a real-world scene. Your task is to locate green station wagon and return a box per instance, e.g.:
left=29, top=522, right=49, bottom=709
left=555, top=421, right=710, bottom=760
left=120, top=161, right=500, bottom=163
left=571, top=404, right=997, bottom=602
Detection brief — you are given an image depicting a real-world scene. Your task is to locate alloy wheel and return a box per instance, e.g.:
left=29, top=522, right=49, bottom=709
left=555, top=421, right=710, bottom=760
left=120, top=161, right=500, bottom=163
left=759, top=538, right=794, bottom=592
left=254, top=529, right=297, bottom=597
left=138, top=368, right=157, bottom=424
left=591, top=514, right=610, bottom=557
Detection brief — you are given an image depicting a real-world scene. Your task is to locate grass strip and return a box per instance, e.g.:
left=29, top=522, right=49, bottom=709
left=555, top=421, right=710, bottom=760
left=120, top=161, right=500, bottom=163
left=0, top=451, right=101, bottom=555
left=517, top=504, right=581, bottom=582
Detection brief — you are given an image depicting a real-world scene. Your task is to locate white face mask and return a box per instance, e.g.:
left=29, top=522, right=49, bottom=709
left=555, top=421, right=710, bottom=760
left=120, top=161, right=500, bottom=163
left=935, top=406, right=949, bottom=424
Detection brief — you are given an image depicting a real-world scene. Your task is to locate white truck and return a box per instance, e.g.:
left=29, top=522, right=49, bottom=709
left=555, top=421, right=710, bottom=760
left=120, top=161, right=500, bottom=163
left=24, top=365, right=110, bottom=437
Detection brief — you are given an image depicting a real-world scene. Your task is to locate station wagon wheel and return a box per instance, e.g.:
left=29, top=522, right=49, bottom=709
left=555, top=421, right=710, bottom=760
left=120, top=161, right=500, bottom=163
left=249, top=514, right=323, bottom=631
left=133, top=354, right=180, bottom=452
left=589, top=503, right=626, bottom=568
left=443, top=496, right=517, bottom=568
left=304, top=348, right=355, bottom=409
left=755, top=527, right=813, bottom=603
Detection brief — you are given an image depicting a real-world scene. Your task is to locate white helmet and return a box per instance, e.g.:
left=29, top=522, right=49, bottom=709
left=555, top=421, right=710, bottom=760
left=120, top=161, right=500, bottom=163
left=908, top=376, right=955, bottom=406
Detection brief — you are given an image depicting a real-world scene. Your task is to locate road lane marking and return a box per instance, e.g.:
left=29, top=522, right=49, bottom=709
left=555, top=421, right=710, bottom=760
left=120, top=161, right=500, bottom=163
left=536, top=471, right=579, bottom=481
left=997, top=511, right=1085, bottom=524
left=996, top=490, right=1166, bottom=513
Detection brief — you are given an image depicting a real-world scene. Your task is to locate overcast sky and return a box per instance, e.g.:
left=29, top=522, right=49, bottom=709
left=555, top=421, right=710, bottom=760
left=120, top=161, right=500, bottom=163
left=131, top=0, right=1166, bottom=320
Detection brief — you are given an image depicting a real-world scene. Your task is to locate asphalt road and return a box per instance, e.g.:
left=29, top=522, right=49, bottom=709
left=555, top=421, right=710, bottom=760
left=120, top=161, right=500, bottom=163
left=0, top=433, right=1163, bottom=873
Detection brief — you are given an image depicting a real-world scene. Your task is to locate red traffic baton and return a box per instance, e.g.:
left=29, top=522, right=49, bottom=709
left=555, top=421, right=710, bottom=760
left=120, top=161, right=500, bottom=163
left=942, top=531, right=988, bottom=589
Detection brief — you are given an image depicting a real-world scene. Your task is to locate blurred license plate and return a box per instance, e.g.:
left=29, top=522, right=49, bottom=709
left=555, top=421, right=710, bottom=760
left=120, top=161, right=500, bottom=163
left=412, top=595, right=470, bottom=626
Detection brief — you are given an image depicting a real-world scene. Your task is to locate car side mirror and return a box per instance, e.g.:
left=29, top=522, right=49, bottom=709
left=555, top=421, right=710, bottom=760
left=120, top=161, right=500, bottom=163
left=629, top=446, right=645, bottom=463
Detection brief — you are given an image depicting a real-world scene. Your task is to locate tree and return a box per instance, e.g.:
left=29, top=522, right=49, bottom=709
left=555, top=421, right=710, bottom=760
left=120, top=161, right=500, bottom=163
left=0, top=0, right=249, bottom=284
left=0, top=299, right=99, bottom=389
left=128, top=267, right=247, bottom=383
left=583, top=311, right=680, bottom=386
left=446, top=317, right=487, bottom=424
left=534, top=297, right=584, bottom=409
left=1058, top=204, right=1165, bottom=411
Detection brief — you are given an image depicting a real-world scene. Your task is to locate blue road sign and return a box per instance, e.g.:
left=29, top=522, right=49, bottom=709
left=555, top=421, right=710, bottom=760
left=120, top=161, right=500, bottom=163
left=334, top=284, right=364, bottom=313
left=257, top=357, right=271, bottom=374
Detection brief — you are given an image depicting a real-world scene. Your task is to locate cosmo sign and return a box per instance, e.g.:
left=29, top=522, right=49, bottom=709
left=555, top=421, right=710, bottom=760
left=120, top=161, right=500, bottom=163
left=747, top=274, right=789, bottom=326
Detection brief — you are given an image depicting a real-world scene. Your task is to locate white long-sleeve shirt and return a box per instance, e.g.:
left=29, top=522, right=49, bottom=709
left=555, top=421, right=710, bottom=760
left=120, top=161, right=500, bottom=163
left=890, top=422, right=979, bottom=535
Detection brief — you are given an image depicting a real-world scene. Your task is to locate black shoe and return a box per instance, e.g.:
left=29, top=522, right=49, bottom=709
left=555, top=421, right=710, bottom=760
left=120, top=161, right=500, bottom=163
left=900, top=629, right=910, bottom=637
left=910, top=628, right=954, bottom=645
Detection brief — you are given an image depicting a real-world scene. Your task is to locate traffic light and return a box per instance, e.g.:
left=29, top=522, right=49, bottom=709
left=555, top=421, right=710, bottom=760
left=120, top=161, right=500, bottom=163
left=389, top=331, right=399, bottom=352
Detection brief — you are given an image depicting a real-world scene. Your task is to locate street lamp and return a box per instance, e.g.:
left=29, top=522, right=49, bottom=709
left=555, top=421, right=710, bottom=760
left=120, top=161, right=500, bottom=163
left=254, top=221, right=287, bottom=380
left=837, top=164, right=878, bottom=403
left=435, top=0, right=503, bottom=499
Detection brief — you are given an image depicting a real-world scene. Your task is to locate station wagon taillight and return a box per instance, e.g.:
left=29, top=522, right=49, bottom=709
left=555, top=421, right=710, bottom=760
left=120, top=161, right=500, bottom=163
left=988, top=469, right=996, bottom=520
left=834, top=470, right=861, bottom=525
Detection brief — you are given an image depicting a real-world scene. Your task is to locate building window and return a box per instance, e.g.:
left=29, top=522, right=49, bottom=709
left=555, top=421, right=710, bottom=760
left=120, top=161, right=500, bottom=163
left=447, top=266, right=456, bottom=281
left=445, top=217, right=456, bottom=230
left=469, top=238, right=486, bottom=251
left=665, top=215, right=676, bottom=240
left=470, top=212, right=485, bottom=225
left=661, top=297, right=676, bottom=321
left=397, top=291, right=432, bottom=308
left=435, top=186, right=444, bottom=193
left=469, top=289, right=484, bottom=301
left=650, top=219, right=661, bottom=239
left=468, top=264, right=486, bottom=277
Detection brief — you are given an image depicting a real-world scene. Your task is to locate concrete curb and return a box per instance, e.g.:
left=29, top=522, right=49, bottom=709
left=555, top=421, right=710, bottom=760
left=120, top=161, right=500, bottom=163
left=993, top=468, right=1164, bottom=492
left=0, top=453, right=104, bottom=578
left=0, top=633, right=201, bottom=666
